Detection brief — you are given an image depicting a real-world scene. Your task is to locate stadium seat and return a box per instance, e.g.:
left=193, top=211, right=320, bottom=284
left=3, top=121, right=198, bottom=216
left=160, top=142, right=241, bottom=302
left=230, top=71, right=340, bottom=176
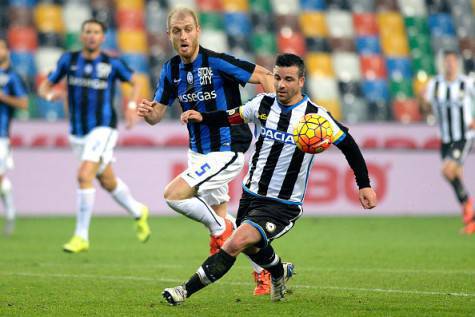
left=329, top=37, right=355, bottom=52
left=251, top=12, right=276, bottom=32
left=299, top=0, right=327, bottom=11
left=228, top=35, right=251, bottom=51
left=398, top=0, right=427, bottom=16
left=375, top=0, right=399, bottom=11
left=65, top=32, right=81, bottom=51
left=277, top=29, right=306, bottom=56
left=463, top=55, right=474, bottom=75
left=8, top=0, right=36, bottom=7
left=200, top=29, right=229, bottom=52
left=249, top=0, right=273, bottom=13
left=10, top=51, right=37, bottom=79
left=404, top=17, right=430, bottom=37
left=38, top=32, right=64, bottom=48
left=224, top=12, right=252, bottom=38
left=276, top=14, right=300, bottom=30
left=333, top=52, right=361, bottom=81
left=121, top=54, right=149, bottom=73
left=428, top=14, right=456, bottom=37
left=116, top=9, right=145, bottom=30
left=199, top=12, right=224, bottom=30
left=271, top=0, right=300, bottom=15
left=392, top=99, right=421, bottom=123
left=360, top=55, right=387, bottom=79
left=377, top=12, right=405, bottom=36
left=425, top=0, right=451, bottom=14
left=117, top=30, right=148, bottom=53
left=326, top=0, right=351, bottom=10
left=326, top=10, right=354, bottom=38
left=316, top=99, right=342, bottom=120
left=386, top=57, right=413, bottom=80
left=338, top=80, right=362, bottom=97
left=380, top=33, right=410, bottom=56
left=222, top=0, right=249, bottom=12
left=356, top=36, right=381, bottom=54
left=350, top=0, right=376, bottom=12
left=389, top=79, right=414, bottom=99
left=63, top=3, right=92, bottom=32
left=35, top=47, right=63, bottom=75
left=146, top=0, right=168, bottom=34
left=368, top=101, right=391, bottom=121
left=431, top=35, right=459, bottom=54
left=362, top=80, right=389, bottom=102
left=341, top=97, right=369, bottom=123
left=306, top=37, right=331, bottom=52
left=459, top=38, right=475, bottom=57
left=34, top=4, right=64, bottom=33
left=408, top=34, right=432, bottom=55
left=307, top=76, right=339, bottom=100
left=251, top=32, right=277, bottom=55
left=116, top=0, right=144, bottom=10
left=35, top=98, right=65, bottom=121
left=353, top=13, right=378, bottom=36
left=7, top=26, right=38, bottom=51
left=7, top=6, right=33, bottom=27
left=454, top=13, right=475, bottom=38
left=120, top=73, right=151, bottom=103
left=103, top=29, right=119, bottom=52
left=299, top=12, right=328, bottom=37
left=412, top=53, right=436, bottom=76
left=305, top=53, right=334, bottom=77
left=196, top=0, right=223, bottom=11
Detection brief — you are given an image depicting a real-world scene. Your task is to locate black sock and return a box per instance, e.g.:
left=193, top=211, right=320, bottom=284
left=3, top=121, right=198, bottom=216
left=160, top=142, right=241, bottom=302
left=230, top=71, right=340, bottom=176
left=185, top=249, right=236, bottom=297
left=449, top=177, right=469, bottom=204
left=248, top=245, right=284, bottom=279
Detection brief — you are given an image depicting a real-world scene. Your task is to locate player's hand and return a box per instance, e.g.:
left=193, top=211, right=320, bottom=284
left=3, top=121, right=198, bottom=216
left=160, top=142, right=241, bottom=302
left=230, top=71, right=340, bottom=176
left=181, top=110, right=203, bottom=124
left=359, top=187, right=377, bottom=210
left=137, top=99, right=156, bottom=118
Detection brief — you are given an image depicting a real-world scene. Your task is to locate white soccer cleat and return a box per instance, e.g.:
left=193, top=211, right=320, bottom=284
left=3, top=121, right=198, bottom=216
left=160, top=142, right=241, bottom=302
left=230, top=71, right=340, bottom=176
left=270, top=262, right=295, bottom=302
left=162, top=285, right=187, bottom=306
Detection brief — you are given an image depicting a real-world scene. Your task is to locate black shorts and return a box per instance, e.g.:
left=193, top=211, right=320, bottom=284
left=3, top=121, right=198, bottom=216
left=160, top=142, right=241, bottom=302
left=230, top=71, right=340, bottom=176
left=441, top=140, right=473, bottom=164
left=236, top=191, right=303, bottom=248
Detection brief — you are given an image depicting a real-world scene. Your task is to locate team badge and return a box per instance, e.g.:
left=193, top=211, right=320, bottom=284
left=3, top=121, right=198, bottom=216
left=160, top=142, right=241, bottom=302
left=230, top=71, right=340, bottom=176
left=187, top=71, right=193, bottom=84
left=97, top=63, right=112, bottom=79
left=84, top=64, right=93, bottom=75
left=265, top=222, right=276, bottom=233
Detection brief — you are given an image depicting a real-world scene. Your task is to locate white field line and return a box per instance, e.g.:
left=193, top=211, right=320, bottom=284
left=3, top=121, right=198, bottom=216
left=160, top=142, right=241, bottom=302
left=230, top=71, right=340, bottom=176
left=2, top=271, right=475, bottom=298
left=29, top=262, right=475, bottom=276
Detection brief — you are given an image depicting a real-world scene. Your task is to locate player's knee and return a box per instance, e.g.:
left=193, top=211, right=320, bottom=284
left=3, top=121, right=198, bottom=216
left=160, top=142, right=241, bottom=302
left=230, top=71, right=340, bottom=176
left=77, top=170, right=94, bottom=186
left=442, top=164, right=455, bottom=180
left=224, top=234, right=254, bottom=255
left=164, top=182, right=191, bottom=201
left=97, top=175, right=117, bottom=192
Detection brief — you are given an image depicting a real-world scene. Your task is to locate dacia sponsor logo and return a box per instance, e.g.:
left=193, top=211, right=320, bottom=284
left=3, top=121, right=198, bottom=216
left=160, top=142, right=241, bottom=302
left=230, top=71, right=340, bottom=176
left=178, top=90, right=217, bottom=103
left=260, top=127, right=295, bottom=145
left=68, top=76, right=108, bottom=89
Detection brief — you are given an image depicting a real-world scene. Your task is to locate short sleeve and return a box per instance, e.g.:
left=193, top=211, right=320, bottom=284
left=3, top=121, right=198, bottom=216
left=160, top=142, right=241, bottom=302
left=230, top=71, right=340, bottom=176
left=113, top=58, right=134, bottom=82
left=153, top=63, right=176, bottom=106
left=9, top=73, right=27, bottom=97
left=47, top=53, right=70, bottom=84
left=425, top=78, right=436, bottom=103
left=239, top=94, right=265, bottom=123
left=317, top=107, right=346, bottom=145
left=211, top=53, right=256, bottom=86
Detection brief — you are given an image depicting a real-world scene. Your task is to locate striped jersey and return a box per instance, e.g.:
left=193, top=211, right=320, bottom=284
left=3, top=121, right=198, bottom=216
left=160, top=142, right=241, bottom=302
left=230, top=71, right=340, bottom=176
left=153, top=46, right=255, bottom=154
left=48, top=51, right=134, bottom=136
left=0, top=67, right=27, bottom=137
left=239, top=93, right=346, bottom=205
left=426, top=75, right=475, bottom=144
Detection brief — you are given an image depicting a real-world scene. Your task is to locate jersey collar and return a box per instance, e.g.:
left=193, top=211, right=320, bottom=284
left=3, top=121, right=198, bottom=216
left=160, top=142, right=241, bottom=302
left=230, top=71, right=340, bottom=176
left=277, top=94, right=308, bottom=113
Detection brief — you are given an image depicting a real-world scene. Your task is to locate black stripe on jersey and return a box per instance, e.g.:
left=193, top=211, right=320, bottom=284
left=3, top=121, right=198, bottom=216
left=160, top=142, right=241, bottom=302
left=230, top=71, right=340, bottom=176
left=459, top=80, right=466, bottom=141
left=446, top=85, right=453, bottom=142
left=69, top=52, right=80, bottom=135
left=200, top=51, right=221, bottom=151
left=184, top=63, right=203, bottom=153
left=245, top=96, right=274, bottom=188
left=79, top=57, right=91, bottom=134
left=434, top=80, right=443, bottom=133
left=196, top=152, right=239, bottom=187
left=96, top=53, right=106, bottom=127
left=278, top=101, right=318, bottom=200
left=257, top=104, right=292, bottom=196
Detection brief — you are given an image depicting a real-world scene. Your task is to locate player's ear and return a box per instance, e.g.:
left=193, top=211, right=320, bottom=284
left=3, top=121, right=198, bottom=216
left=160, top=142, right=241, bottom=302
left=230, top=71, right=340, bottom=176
left=299, top=76, right=305, bottom=88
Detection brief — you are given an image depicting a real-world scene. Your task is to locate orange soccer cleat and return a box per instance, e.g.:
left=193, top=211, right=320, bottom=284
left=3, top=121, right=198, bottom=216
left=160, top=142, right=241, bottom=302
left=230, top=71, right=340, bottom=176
left=462, top=221, right=475, bottom=235
left=209, top=219, right=234, bottom=255
left=462, top=198, right=474, bottom=225
left=253, top=270, right=271, bottom=296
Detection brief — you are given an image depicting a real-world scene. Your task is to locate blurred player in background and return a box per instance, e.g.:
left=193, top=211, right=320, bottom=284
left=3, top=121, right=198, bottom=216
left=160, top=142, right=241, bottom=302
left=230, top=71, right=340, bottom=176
left=137, top=7, right=275, bottom=295
left=38, top=19, right=151, bottom=252
left=424, top=50, right=475, bottom=234
left=0, top=38, right=28, bottom=236
left=162, top=53, right=377, bottom=305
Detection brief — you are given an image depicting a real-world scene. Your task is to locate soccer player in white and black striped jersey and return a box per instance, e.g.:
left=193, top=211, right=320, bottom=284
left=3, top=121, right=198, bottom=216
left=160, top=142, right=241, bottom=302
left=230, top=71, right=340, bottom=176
left=424, top=50, right=475, bottom=234
left=161, top=53, right=377, bottom=305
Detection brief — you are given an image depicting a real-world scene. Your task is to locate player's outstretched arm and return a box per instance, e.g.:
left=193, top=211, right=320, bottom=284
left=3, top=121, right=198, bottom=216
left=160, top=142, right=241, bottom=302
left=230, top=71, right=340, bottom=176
left=182, top=107, right=245, bottom=127
left=248, top=65, right=275, bottom=93
left=137, top=99, right=167, bottom=125
left=0, top=91, right=27, bottom=110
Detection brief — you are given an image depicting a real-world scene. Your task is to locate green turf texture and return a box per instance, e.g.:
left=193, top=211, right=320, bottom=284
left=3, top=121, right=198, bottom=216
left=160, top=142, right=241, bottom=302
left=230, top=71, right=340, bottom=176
left=1, top=216, right=474, bottom=316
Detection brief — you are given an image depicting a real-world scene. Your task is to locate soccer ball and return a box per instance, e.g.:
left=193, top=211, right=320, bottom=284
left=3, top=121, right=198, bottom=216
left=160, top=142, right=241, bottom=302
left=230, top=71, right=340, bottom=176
left=293, top=113, right=333, bottom=154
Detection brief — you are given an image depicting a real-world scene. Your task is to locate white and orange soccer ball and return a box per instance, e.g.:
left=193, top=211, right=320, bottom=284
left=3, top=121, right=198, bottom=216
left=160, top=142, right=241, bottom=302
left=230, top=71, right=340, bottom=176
left=293, top=113, right=333, bottom=154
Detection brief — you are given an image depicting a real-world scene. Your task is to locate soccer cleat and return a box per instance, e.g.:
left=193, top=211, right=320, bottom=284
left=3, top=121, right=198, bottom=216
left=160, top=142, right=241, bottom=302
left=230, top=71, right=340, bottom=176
left=461, top=221, right=475, bottom=235
left=135, top=205, right=151, bottom=243
left=3, top=219, right=14, bottom=236
left=270, top=262, right=295, bottom=302
left=462, top=198, right=474, bottom=225
left=209, top=218, right=234, bottom=255
left=162, top=285, right=187, bottom=306
left=253, top=270, right=271, bottom=296
left=63, top=235, right=89, bottom=253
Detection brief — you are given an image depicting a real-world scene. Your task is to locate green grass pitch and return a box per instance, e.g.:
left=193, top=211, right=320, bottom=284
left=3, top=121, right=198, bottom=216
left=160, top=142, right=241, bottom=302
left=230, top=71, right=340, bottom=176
left=1, top=216, right=474, bottom=316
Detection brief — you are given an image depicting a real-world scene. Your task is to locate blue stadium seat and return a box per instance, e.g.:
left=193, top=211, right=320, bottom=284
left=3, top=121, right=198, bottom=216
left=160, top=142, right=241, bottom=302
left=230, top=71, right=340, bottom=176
left=9, top=0, right=36, bottom=7
left=428, top=14, right=456, bottom=37
left=121, top=54, right=149, bottom=73
left=362, top=80, right=389, bottom=102
left=386, top=57, right=413, bottom=80
left=36, top=98, right=65, bottom=121
left=299, top=0, right=327, bottom=10
left=10, top=51, right=37, bottom=79
left=355, top=36, right=381, bottom=55
left=223, top=12, right=252, bottom=37
left=103, top=29, right=118, bottom=51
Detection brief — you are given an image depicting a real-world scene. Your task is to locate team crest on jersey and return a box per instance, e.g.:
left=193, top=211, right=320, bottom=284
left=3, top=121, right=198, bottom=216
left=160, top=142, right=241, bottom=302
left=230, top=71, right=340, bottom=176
left=198, top=67, right=213, bottom=85
left=265, top=222, right=276, bottom=233
left=260, top=127, right=295, bottom=145
left=84, top=64, right=93, bottom=75
left=0, top=74, right=8, bottom=86
left=187, top=72, right=193, bottom=84
left=97, top=63, right=112, bottom=79
left=258, top=113, right=268, bottom=121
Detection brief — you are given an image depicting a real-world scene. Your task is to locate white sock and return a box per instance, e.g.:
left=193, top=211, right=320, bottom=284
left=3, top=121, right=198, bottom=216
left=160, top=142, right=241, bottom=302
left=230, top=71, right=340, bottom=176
left=74, top=188, right=95, bottom=241
left=166, top=197, right=225, bottom=235
left=248, top=257, right=264, bottom=273
left=111, top=178, right=142, bottom=218
left=0, top=178, right=15, bottom=221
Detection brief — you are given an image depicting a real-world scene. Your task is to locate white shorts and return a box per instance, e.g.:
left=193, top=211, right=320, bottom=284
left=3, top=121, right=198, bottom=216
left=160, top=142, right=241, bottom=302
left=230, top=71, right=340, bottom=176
left=181, top=150, right=245, bottom=206
left=0, top=138, right=13, bottom=174
left=69, top=127, right=118, bottom=174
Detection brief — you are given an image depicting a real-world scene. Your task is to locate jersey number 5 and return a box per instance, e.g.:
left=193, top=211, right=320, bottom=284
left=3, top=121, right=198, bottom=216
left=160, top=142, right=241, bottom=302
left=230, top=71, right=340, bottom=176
left=195, top=163, right=211, bottom=177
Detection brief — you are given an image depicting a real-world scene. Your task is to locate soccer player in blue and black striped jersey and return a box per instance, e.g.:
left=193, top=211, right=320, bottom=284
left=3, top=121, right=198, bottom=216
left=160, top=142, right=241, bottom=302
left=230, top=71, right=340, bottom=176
left=39, top=19, right=151, bottom=253
left=137, top=7, right=275, bottom=295
left=0, top=38, right=28, bottom=235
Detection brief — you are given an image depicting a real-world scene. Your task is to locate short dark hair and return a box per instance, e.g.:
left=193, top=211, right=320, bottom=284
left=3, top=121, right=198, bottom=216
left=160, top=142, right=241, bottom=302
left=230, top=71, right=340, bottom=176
left=275, top=53, right=305, bottom=77
left=81, top=18, right=107, bottom=33
left=443, top=49, right=458, bottom=57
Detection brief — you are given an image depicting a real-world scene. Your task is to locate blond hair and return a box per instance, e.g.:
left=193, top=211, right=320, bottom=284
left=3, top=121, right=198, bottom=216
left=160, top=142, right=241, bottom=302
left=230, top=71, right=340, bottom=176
left=167, top=7, right=199, bottom=31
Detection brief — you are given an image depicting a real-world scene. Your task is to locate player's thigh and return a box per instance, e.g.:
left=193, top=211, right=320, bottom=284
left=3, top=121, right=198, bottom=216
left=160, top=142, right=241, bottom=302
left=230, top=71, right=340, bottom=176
left=0, top=138, right=13, bottom=174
